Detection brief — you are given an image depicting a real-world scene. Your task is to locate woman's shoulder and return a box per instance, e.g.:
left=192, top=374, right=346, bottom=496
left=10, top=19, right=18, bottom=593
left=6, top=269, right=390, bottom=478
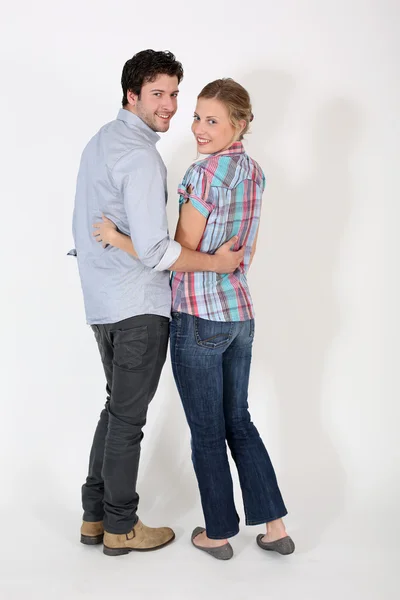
left=182, top=158, right=212, bottom=184
left=241, top=152, right=266, bottom=189
left=183, top=152, right=265, bottom=190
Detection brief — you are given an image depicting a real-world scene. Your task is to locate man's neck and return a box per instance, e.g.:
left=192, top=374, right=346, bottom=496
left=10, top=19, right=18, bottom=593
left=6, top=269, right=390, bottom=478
left=123, top=105, right=138, bottom=117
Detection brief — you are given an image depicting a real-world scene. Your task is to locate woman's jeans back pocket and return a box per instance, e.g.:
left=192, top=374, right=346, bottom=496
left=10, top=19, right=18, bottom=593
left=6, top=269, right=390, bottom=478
left=194, top=316, right=234, bottom=349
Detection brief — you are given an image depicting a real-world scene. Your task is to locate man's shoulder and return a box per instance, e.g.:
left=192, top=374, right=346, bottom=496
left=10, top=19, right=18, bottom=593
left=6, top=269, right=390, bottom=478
left=100, top=120, right=158, bottom=170
left=111, top=143, right=161, bottom=176
left=101, top=119, right=154, bottom=152
left=80, top=116, right=161, bottom=180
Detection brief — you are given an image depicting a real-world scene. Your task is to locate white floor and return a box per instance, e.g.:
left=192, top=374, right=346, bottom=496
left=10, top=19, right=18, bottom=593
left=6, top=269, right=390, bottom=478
left=0, top=504, right=396, bottom=600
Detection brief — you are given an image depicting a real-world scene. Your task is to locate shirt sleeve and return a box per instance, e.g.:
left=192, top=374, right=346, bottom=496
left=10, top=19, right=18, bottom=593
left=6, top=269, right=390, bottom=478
left=178, top=164, right=213, bottom=218
left=112, top=148, right=181, bottom=271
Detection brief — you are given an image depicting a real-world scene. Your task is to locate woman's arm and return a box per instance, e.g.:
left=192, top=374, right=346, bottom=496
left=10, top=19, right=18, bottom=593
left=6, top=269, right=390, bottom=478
left=93, top=205, right=207, bottom=257
left=249, top=224, right=260, bottom=267
left=93, top=215, right=138, bottom=258
left=174, top=197, right=208, bottom=250
left=93, top=214, right=242, bottom=273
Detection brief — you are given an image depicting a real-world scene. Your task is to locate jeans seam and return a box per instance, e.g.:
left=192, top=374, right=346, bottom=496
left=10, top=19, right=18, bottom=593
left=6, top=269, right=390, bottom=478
left=172, top=321, right=184, bottom=406
left=146, top=322, right=164, bottom=405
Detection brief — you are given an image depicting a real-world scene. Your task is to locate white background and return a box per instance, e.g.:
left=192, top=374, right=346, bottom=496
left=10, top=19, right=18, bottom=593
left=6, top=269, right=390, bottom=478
left=1, top=1, right=398, bottom=599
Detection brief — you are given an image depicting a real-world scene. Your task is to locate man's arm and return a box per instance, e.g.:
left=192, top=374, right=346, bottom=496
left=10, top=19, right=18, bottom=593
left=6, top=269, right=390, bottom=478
left=111, top=149, right=243, bottom=273
left=94, top=217, right=242, bottom=273
left=112, top=148, right=181, bottom=270
left=170, top=238, right=241, bottom=273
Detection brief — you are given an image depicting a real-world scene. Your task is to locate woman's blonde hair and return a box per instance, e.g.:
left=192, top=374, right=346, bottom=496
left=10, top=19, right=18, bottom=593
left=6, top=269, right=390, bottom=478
left=198, top=78, right=253, bottom=141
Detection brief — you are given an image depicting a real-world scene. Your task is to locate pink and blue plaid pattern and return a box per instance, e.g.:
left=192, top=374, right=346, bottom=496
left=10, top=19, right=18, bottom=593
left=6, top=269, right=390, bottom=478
left=171, top=142, right=265, bottom=322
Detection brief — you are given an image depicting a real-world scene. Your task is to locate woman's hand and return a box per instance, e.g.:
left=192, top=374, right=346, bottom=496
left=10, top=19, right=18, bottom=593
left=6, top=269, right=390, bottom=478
left=92, top=214, right=117, bottom=248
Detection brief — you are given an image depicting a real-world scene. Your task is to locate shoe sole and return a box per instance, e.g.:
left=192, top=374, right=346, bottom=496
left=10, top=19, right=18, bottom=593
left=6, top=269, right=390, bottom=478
left=103, top=533, right=175, bottom=556
left=80, top=533, right=104, bottom=545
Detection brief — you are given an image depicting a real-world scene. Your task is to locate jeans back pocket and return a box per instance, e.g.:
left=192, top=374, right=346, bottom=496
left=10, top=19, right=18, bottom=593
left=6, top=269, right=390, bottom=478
left=194, top=316, right=234, bottom=349
left=113, top=326, right=148, bottom=370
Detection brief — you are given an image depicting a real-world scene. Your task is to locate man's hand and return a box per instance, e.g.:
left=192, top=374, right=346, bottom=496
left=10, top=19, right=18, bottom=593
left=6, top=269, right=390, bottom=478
left=214, top=236, right=245, bottom=274
left=92, top=214, right=117, bottom=248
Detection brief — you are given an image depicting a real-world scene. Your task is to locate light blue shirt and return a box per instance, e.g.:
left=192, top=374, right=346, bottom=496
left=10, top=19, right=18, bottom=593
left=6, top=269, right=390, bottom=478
left=71, top=109, right=182, bottom=324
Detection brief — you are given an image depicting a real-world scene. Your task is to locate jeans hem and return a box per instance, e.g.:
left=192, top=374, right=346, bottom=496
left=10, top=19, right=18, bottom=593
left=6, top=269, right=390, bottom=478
left=103, top=514, right=139, bottom=535
left=245, top=510, right=288, bottom=526
left=206, top=528, right=240, bottom=540
left=83, top=512, right=104, bottom=522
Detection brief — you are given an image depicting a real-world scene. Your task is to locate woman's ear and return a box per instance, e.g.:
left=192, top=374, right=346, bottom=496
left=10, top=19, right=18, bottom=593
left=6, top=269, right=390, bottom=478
left=238, top=119, right=247, bottom=132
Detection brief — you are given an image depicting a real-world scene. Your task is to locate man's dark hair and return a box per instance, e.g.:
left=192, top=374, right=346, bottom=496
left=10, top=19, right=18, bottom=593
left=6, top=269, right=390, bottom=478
left=121, top=49, right=184, bottom=106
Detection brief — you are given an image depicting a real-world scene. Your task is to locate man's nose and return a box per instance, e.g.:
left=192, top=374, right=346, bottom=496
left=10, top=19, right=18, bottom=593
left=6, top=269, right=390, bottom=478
left=162, top=97, right=175, bottom=112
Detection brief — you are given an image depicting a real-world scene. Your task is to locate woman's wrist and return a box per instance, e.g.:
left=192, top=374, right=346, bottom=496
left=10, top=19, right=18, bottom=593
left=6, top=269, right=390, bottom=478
left=108, top=228, right=119, bottom=246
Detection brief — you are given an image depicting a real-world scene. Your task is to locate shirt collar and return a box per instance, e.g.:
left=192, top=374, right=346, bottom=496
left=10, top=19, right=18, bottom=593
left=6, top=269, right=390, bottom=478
left=116, top=108, right=160, bottom=144
left=212, top=141, right=245, bottom=158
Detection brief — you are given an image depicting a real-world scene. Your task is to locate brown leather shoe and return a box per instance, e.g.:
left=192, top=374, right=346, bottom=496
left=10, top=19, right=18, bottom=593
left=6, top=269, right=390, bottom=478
left=103, top=520, right=175, bottom=556
left=80, top=520, right=104, bottom=545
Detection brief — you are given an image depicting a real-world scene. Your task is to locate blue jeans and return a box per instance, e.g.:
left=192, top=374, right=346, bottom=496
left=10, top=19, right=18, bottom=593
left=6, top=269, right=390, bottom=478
left=170, top=312, right=287, bottom=539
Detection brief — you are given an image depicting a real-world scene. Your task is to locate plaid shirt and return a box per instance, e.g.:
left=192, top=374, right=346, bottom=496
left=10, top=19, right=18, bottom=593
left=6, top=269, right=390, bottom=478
left=171, top=142, right=265, bottom=321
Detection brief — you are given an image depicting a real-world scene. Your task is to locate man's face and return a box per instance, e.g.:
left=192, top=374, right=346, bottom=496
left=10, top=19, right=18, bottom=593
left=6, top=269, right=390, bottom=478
left=127, top=74, right=179, bottom=132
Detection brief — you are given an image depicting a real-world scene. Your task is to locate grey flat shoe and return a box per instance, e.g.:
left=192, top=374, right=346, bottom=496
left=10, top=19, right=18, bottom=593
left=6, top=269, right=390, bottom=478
left=191, top=527, right=233, bottom=560
left=256, top=534, right=295, bottom=555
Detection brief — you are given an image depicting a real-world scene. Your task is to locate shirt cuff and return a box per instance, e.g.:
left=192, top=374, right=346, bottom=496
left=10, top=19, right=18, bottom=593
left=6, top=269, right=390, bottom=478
left=153, top=239, right=182, bottom=272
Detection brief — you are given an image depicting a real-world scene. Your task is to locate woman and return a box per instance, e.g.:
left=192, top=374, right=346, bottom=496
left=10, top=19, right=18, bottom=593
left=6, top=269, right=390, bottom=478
left=94, top=79, right=294, bottom=560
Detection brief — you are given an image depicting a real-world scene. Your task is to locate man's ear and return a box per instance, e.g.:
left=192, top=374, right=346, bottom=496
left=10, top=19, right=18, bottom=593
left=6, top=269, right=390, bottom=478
left=126, top=90, right=139, bottom=107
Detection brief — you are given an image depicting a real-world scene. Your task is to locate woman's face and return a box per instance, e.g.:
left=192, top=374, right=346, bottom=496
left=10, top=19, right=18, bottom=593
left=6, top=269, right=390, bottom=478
left=192, top=97, right=241, bottom=154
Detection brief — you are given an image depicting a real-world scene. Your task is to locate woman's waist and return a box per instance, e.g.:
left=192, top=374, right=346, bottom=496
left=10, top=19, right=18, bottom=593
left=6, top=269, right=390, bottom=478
left=172, top=271, right=251, bottom=298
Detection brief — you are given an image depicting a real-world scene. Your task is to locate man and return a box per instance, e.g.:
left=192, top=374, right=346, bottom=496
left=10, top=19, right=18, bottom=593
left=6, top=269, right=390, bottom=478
left=71, top=49, right=244, bottom=557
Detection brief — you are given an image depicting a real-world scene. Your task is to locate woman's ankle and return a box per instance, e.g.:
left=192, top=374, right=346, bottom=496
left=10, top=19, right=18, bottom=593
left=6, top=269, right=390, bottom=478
left=266, top=518, right=287, bottom=536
